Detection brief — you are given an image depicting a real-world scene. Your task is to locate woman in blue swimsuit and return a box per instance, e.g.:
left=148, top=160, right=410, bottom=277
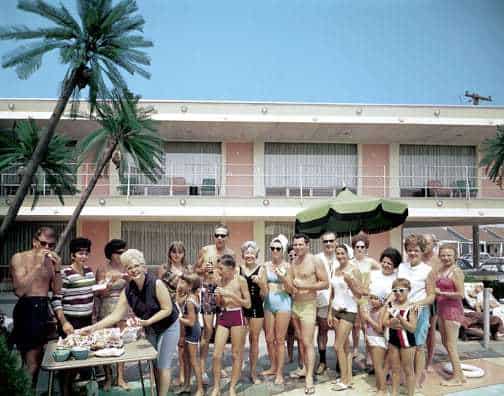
left=261, top=236, right=292, bottom=385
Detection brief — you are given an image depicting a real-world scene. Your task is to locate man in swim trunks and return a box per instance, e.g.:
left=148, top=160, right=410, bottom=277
left=289, top=233, right=329, bottom=395
left=195, top=223, right=235, bottom=382
left=315, top=231, right=338, bottom=375
left=10, top=227, right=71, bottom=386
left=421, top=233, right=441, bottom=373
left=210, top=254, right=251, bottom=396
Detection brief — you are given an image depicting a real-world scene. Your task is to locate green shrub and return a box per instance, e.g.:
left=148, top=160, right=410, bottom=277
left=0, top=335, right=33, bottom=395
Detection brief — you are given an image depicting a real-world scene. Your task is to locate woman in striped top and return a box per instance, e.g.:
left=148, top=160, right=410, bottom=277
left=383, top=278, right=418, bottom=396
left=55, top=237, right=96, bottom=333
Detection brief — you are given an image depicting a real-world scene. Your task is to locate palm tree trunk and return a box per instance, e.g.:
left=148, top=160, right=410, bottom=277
left=0, top=68, right=79, bottom=244
left=55, top=141, right=117, bottom=255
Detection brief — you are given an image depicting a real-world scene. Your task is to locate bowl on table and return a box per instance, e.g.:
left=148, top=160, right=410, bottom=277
left=52, top=348, right=70, bottom=362
left=71, top=346, right=89, bottom=360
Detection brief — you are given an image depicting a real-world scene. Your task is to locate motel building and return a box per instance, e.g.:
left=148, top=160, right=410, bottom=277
left=1, top=99, right=504, bottom=274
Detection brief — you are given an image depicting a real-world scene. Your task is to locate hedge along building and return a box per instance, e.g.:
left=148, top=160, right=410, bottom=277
left=1, top=99, right=504, bottom=272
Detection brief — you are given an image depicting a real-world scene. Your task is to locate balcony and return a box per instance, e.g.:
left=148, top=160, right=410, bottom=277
left=0, top=163, right=502, bottom=201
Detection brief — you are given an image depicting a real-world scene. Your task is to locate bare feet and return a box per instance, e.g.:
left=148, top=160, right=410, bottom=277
left=229, top=387, right=238, bottom=396
left=210, top=387, right=220, bottom=396
left=103, top=378, right=112, bottom=392
left=117, top=379, right=129, bottom=390
left=426, top=365, right=435, bottom=373
left=441, top=379, right=465, bottom=387
left=274, top=376, right=284, bottom=385
left=261, top=367, right=277, bottom=376
left=194, top=389, right=205, bottom=396
left=250, top=374, right=261, bottom=384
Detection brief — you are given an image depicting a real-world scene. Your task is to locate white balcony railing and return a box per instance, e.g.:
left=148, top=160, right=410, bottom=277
left=0, top=164, right=500, bottom=200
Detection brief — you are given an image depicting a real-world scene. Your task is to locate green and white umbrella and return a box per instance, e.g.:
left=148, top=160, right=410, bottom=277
left=295, top=189, right=408, bottom=238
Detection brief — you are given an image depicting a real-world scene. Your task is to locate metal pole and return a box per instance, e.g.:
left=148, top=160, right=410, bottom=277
left=473, top=225, right=480, bottom=268
left=127, top=163, right=131, bottom=198
left=483, top=287, right=491, bottom=349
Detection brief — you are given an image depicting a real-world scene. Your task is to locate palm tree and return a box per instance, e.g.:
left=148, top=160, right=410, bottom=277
left=55, top=90, right=163, bottom=253
left=0, top=0, right=152, bottom=243
left=0, top=119, right=77, bottom=207
left=481, top=125, right=504, bottom=189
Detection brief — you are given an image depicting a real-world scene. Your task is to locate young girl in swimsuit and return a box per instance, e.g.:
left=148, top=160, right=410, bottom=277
left=384, top=278, right=418, bottom=396
left=435, top=244, right=466, bottom=386
left=211, top=254, right=251, bottom=396
left=176, top=273, right=204, bottom=396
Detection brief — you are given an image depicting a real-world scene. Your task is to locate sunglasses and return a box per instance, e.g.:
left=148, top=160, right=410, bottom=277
left=270, top=246, right=282, bottom=252
left=355, top=245, right=366, bottom=249
left=37, top=239, right=56, bottom=249
left=214, top=233, right=228, bottom=239
left=323, top=239, right=335, bottom=244
left=392, top=288, right=408, bottom=293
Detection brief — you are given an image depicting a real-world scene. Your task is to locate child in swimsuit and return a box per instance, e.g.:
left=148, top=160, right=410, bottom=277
left=176, top=274, right=204, bottom=396
left=361, top=288, right=387, bottom=396
left=384, top=278, right=418, bottom=396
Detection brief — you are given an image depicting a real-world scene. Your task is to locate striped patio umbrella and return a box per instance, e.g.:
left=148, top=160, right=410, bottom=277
left=295, top=188, right=408, bottom=238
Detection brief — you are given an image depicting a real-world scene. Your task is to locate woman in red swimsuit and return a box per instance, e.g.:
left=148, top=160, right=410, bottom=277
left=435, top=244, right=466, bottom=386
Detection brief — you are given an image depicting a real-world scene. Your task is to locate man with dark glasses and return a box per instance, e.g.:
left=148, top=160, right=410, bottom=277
left=10, top=226, right=65, bottom=387
left=196, top=223, right=235, bottom=383
left=314, top=231, right=338, bottom=375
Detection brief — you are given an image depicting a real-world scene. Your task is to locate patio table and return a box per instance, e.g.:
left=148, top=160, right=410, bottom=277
left=41, top=338, right=157, bottom=396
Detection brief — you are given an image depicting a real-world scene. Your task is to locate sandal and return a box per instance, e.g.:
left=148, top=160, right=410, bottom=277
left=331, top=383, right=351, bottom=391
left=304, top=385, right=316, bottom=395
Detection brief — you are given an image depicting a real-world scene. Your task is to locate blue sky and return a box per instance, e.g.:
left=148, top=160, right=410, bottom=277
left=1, top=0, right=503, bottom=105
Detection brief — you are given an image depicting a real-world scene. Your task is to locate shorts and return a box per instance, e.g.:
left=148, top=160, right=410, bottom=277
left=292, top=300, right=316, bottom=325
left=367, top=335, right=387, bottom=349
left=414, top=305, right=431, bottom=347
left=201, top=283, right=217, bottom=315
left=184, top=324, right=201, bottom=345
left=265, top=291, right=292, bottom=314
left=11, top=296, right=50, bottom=352
left=316, top=306, right=329, bottom=319
left=147, top=320, right=180, bottom=369
left=217, top=308, right=247, bottom=329
left=333, top=309, right=357, bottom=324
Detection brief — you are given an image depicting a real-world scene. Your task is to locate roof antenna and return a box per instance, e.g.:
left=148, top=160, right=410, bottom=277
left=464, top=91, right=492, bottom=105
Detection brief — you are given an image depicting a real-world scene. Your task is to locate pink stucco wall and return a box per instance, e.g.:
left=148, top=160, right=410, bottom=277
left=79, top=220, right=110, bottom=272
left=361, top=144, right=389, bottom=197
left=227, top=222, right=254, bottom=261
left=226, top=143, right=254, bottom=197
left=368, top=231, right=390, bottom=260
left=479, top=168, right=504, bottom=198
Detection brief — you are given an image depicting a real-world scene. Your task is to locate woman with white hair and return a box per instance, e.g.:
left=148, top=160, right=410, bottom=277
left=81, top=249, right=179, bottom=396
left=239, top=240, right=267, bottom=384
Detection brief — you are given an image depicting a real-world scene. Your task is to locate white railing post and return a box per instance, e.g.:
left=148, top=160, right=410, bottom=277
left=465, top=166, right=470, bottom=200
left=215, top=164, right=218, bottom=196
left=299, top=165, right=303, bottom=199
left=43, top=172, right=46, bottom=195
left=127, top=163, right=131, bottom=199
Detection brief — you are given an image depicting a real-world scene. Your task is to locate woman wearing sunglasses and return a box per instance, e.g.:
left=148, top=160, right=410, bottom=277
left=262, top=235, right=292, bottom=385
left=384, top=278, right=418, bottom=396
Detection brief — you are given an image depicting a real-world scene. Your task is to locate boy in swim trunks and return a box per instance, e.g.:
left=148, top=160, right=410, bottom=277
left=210, top=254, right=251, bottom=396
left=195, top=223, right=235, bottom=382
left=10, top=227, right=68, bottom=386
left=289, top=234, right=329, bottom=395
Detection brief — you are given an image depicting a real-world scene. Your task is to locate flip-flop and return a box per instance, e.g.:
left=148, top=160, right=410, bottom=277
left=304, top=385, right=316, bottom=395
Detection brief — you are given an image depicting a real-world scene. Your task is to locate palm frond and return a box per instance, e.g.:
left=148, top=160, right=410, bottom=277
left=18, top=0, right=81, bottom=32
left=480, top=125, right=504, bottom=188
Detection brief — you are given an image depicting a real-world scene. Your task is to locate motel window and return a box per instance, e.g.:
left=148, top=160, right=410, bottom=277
left=125, top=142, right=221, bottom=196
left=121, top=222, right=216, bottom=266
left=264, top=222, right=350, bottom=260
left=264, top=143, right=358, bottom=197
left=399, top=145, right=477, bottom=197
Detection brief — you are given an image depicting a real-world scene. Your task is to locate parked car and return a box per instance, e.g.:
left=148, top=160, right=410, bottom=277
left=479, top=257, right=504, bottom=272
left=457, top=258, right=473, bottom=270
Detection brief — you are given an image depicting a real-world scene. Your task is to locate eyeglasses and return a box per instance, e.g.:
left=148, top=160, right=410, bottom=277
left=323, top=239, right=335, bottom=244
left=214, top=233, right=227, bottom=239
left=37, top=239, right=56, bottom=249
left=270, top=246, right=282, bottom=252
left=392, top=288, right=408, bottom=293
left=355, top=245, right=366, bottom=249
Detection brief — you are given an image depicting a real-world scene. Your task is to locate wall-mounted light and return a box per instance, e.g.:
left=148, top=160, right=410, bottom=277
left=261, top=107, right=268, bottom=114
left=355, top=107, right=363, bottom=115
left=179, top=199, right=187, bottom=206
left=8, top=103, right=15, bottom=111
left=436, top=200, right=443, bottom=207
left=180, top=105, right=188, bottom=113
left=262, top=199, right=270, bottom=206
left=99, top=198, right=106, bottom=206
left=434, top=109, right=441, bottom=117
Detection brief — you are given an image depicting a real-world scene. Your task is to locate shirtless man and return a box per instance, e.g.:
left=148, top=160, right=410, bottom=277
left=422, top=233, right=441, bottom=373
left=210, top=254, right=251, bottom=396
left=195, top=223, right=235, bottom=382
left=10, top=227, right=71, bottom=385
left=289, top=233, right=329, bottom=395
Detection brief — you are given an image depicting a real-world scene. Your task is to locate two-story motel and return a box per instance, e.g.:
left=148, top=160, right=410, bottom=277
left=1, top=99, right=504, bottom=271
